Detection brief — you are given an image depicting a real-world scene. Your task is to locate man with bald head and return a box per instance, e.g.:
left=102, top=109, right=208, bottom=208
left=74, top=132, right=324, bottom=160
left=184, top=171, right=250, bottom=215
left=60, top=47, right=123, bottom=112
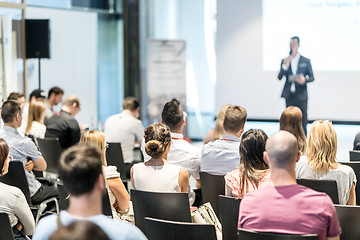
left=238, top=131, right=341, bottom=240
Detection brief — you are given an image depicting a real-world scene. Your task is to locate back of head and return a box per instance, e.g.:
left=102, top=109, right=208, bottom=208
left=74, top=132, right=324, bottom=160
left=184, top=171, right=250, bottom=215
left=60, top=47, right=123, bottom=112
left=280, top=106, right=306, bottom=154
left=144, top=123, right=171, bottom=159
left=223, top=105, right=247, bottom=134
left=307, top=120, right=337, bottom=174
left=265, top=131, right=298, bottom=169
left=49, top=220, right=110, bottom=240
left=122, top=97, right=140, bottom=111
left=7, top=92, right=24, bottom=101
left=214, top=104, right=231, bottom=140
left=1, top=100, right=21, bottom=123
left=63, top=95, right=80, bottom=108
left=29, top=89, right=46, bottom=101
left=48, top=87, right=64, bottom=98
left=80, top=130, right=106, bottom=166
left=0, top=139, right=9, bottom=176
left=26, top=102, right=46, bottom=134
left=161, top=98, right=184, bottom=132
left=59, top=144, right=102, bottom=196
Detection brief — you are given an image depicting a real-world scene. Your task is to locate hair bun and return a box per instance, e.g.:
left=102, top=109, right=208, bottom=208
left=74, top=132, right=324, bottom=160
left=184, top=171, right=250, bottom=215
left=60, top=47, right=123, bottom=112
left=145, top=140, right=164, bottom=158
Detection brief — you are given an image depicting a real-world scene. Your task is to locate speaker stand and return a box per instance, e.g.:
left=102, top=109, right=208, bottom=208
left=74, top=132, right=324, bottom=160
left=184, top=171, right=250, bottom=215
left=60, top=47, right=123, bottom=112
left=38, top=58, right=41, bottom=89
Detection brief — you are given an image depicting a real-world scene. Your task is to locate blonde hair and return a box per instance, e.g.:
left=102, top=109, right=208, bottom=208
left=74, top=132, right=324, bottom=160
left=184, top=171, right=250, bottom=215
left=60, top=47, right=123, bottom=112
left=80, top=130, right=107, bottom=166
left=307, top=120, right=337, bottom=174
left=25, top=102, right=45, bottom=135
left=213, top=104, right=231, bottom=140
left=280, top=106, right=307, bottom=154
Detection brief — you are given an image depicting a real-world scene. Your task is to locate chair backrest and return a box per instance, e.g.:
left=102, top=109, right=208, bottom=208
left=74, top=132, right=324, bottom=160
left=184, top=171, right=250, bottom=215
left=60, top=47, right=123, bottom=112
left=57, top=182, right=113, bottom=218
left=238, top=228, right=318, bottom=240
left=106, top=143, right=126, bottom=179
left=145, top=217, right=217, bottom=240
left=199, top=172, right=225, bottom=218
left=131, top=189, right=191, bottom=234
left=335, top=204, right=360, bottom=240
left=350, top=150, right=360, bottom=161
left=218, top=195, right=241, bottom=240
left=36, top=137, right=63, bottom=174
left=0, top=213, right=14, bottom=240
left=296, top=178, right=339, bottom=204
left=0, top=161, right=31, bottom=204
left=338, top=161, right=360, bottom=205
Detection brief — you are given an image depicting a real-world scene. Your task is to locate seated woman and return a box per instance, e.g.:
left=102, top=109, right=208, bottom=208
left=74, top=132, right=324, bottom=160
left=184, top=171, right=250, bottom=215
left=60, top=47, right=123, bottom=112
left=225, top=129, right=270, bottom=198
left=0, top=138, right=35, bottom=240
left=203, top=104, right=231, bottom=144
left=131, top=123, right=189, bottom=193
left=25, top=101, right=46, bottom=138
left=80, top=130, right=130, bottom=220
left=280, top=106, right=307, bottom=155
left=296, top=120, right=356, bottom=205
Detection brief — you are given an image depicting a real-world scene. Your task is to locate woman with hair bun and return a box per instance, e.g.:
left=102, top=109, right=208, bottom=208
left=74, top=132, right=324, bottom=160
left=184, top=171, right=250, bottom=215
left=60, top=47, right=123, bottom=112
left=131, top=123, right=189, bottom=192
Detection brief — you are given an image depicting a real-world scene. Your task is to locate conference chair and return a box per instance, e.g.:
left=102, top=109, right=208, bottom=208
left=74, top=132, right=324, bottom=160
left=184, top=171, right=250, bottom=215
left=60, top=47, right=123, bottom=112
left=57, top=183, right=113, bottom=217
left=218, top=195, right=241, bottom=240
left=296, top=178, right=339, bottom=204
left=0, top=213, right=14, bottom=240
left=145, top=217, right=217, bottom=240
left=131, top=189, right=191, bottom=234
left=36, top=137, right=63, bottom=175
left=199, top=172, right=225, bottom=218
left=0, top=161, right=59, bottom=223
left=106, top=142, right=126, bottom=179
left=238, top=228, right=318, bottom=240
left=350, top=150, right=360, bottom=161
left=335, top=204, right=360, bottom=240
left=338, top=161, right=360, bottom=205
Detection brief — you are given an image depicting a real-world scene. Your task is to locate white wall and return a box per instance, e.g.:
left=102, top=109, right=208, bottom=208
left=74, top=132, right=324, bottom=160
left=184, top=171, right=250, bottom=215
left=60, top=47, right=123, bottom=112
left=217, top=0, right=360, bottom=121
left=26, top=7, right=97, bottom=126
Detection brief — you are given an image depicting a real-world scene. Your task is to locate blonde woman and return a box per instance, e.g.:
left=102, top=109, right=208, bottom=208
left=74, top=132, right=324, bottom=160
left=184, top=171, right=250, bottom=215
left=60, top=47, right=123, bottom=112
left=295, top=120, right=356, bottom=205
left=280, top=106, right=307, bottom=155
left=203, top=104, right=231, bottom=144
left=80, top=130, right=130, bottom=220
left=25, top=102, right=46, bottom=138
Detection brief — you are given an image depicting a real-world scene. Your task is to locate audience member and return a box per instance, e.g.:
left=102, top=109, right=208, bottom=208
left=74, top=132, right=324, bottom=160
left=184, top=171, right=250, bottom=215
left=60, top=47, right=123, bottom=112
left=203, top=104, right=231, bottom=144
left=353, top=132, right=360, bottom=150
left=49, top=221, right=110, bottom=240
left=33, top=144, right=147, bottom=240
left=225, top=129, right=270, bottom=198
left=131, top=123, right=189, bottom=193
left=7, top=92, right=26, bottom=110
left=280, top=106, right=307, bottom=155
left=158, top=98, right=201, bottom=189
left=45, top=87, right=64, bottom=122
left=0, top=100, right=58, bottom=204
left=0, top=138, right=35, bottom=240
left=104, top=97, right=144, bottom=178
left=239, top=131, right=341, bottom=240
left=201, top=105, right=247, bottom=175
left=80, top=130, right=131, bottom=221
left=29, top=89, right=46, bottom=103
left=296, top=120, right=356, bottom=205
left=25, top=101, right=46, bottom=138
left=45, top=95, right=81, bottom=149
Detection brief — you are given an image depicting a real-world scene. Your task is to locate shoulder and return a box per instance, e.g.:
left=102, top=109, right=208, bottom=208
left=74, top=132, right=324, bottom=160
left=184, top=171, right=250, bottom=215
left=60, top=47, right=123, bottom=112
left=300, top=55, right=311, bottom=62
left=104, top=165, right=120, bottom=178
left=32, top=214, right=58, bottom=240
left=0, top=182, right=23, bottom=199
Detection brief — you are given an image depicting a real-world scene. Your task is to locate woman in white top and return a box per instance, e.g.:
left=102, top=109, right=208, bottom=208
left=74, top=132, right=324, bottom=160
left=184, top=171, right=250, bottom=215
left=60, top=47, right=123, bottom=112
left=131, top=123, right=189, bottom=193
left=296, top=120, right=356, bottom=205
left=0, top=138, right=35, bottom=240
left=25, top=101, right=46, bottom=138
left=80, top=130, right=130, bottom=220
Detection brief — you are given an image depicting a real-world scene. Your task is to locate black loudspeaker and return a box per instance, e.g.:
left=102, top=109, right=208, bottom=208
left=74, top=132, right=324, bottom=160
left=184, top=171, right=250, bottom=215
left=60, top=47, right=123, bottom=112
left=25, top=19, right=51, bottom=59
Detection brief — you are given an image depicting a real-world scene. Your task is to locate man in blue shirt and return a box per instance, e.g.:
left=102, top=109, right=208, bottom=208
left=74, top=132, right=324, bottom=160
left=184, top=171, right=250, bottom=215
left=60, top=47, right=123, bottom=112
left=0, top=100, right=58, bottom=203
left=201, top=105, right=247, bottom=175
left=33, top=144, right=147, bottom=240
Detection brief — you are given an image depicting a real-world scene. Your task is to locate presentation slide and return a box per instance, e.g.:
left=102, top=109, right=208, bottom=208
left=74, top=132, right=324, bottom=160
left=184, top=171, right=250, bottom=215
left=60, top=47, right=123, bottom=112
left=263, top=0, right=360, bottom=71
left=216, top=0, right=360, bottom=121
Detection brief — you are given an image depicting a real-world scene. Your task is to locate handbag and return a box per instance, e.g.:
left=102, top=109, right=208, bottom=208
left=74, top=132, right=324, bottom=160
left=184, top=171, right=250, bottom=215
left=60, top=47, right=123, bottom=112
left=191, top=202, right=222, bottom=240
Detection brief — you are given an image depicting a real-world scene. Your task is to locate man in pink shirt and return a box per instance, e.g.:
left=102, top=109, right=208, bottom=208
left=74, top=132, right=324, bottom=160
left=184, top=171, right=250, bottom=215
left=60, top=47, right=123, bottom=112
left=238, top=131, right=341, bottom=240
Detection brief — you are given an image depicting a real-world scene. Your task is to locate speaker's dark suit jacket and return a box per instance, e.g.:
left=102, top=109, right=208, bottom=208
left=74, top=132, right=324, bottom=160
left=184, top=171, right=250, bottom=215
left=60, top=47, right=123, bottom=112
left=278, top=55, right=314, bottom=100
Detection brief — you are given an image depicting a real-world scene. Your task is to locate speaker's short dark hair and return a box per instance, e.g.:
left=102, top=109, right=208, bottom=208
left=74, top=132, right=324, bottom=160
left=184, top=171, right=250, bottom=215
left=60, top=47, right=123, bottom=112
left=291, top=36, right=300, bottom=44
left=59, top=144, right=103, bottom=196
left=48, top=87, right=64, bottom=98
left=7, top=92, right=24, bottom=101
left=122, top=97, right=140, bottom=111
left=161, top=98, right=184, bottom=132
left=223, top=106, right=247, bottom=133
left=1, top=100, right=22, bottom=123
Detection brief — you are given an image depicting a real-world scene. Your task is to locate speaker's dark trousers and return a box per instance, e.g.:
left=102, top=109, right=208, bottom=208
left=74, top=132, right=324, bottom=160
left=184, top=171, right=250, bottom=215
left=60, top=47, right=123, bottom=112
left=285, top=93, right=308, bottom=135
